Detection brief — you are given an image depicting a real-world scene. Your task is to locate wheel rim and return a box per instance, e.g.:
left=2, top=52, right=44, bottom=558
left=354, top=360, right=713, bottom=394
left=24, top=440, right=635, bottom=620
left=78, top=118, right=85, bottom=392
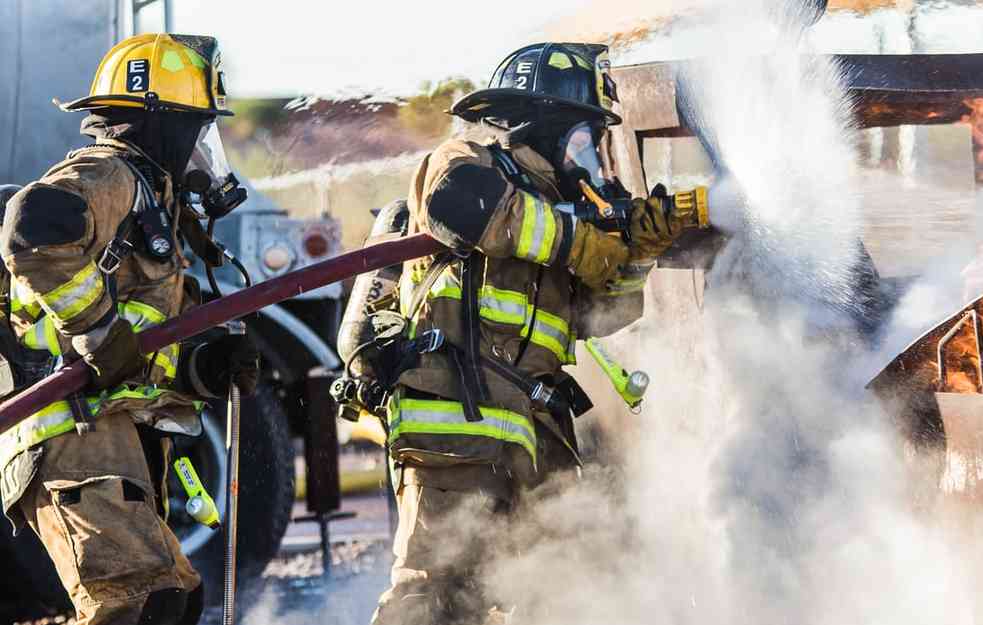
left=167, top=408, right=228, bottom=557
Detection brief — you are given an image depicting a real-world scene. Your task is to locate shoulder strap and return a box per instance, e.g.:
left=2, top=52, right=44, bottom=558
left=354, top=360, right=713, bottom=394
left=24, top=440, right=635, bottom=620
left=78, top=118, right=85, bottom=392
left=488, top=144, right=537, bottom=193
left=405, top=253, right=455, bottom=323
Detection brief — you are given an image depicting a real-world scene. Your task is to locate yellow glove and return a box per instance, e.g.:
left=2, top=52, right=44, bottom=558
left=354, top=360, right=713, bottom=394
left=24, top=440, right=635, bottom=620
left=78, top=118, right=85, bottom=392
left=629, top=186, right=709, bottom=259
left=566, top=222, right=629, bottom=290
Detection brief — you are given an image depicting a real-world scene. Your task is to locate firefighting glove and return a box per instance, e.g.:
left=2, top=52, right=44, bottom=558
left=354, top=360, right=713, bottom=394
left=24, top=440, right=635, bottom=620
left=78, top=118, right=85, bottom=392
left=566, top=221, right=629, bottom=290
left=629, top=185, right=710, bottom=260
left=189, top=333, right=260, bottom=398
left=73, top=317, right=144, bottom=391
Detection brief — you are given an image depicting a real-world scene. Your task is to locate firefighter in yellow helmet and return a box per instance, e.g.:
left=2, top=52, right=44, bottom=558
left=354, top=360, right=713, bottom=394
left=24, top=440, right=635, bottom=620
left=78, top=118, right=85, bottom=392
left=368, top=43, right=714, bottom=624
left=0, top=34, right=258, bottom=625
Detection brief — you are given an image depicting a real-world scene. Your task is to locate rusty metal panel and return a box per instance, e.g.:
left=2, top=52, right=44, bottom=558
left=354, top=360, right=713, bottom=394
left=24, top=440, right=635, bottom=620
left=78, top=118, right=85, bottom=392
left=611, top=54, right=983, bottom=136
left=868, top=295, right=983, bottom=398
left=611, top=63, right=680, bottom=132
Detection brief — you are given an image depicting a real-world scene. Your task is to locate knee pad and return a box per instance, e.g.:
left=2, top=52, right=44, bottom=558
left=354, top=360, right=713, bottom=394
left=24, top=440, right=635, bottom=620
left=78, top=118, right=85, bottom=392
left=180, top=583, right=204, bottom=625
left=138, top=588, right=189, bottom=625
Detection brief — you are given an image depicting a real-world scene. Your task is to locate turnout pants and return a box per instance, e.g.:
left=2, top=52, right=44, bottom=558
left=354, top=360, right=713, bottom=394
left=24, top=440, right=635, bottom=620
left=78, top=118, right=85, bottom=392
left=16, top=411, right=201, bottom=625
left=372, top=420, right=578, bottom=625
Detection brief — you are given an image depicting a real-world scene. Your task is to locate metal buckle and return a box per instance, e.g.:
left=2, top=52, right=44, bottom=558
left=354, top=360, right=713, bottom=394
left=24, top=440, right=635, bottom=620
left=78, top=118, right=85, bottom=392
left=530, top=382, right=551, bottom=405
left=419, top=329, right=444, bottom=354
left=97, top=239, right=133, bottom=275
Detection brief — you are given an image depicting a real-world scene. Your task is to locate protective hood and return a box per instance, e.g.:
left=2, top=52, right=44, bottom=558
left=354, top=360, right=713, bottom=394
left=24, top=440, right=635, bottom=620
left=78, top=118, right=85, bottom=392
left=81, top=108, right=209, bottom=184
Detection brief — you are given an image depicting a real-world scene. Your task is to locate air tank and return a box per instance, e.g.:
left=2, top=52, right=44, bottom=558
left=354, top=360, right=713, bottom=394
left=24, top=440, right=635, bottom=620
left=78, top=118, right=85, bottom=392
left=336, top=199, right=409, bottom=377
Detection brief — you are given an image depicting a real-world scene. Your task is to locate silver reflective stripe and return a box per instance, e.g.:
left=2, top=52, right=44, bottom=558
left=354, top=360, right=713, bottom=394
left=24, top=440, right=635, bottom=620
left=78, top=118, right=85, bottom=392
left=526, top=196, right=547, bottom=262
left=531, top=318, right=569, bottom=349
left=44, top=264, right=103, bottom=318
left=479, top=293, right=526, bottom=323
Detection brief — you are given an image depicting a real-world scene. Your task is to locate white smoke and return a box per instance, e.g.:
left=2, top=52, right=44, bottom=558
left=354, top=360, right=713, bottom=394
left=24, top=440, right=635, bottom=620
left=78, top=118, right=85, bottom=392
left=469, top=2, right=983, bottom=625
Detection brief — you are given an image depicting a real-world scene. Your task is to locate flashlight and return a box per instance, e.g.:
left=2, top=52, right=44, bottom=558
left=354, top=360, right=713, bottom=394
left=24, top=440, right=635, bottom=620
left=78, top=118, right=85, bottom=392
left=585, top=338, right=650, bottom=409
left=174, top=456, right=220, bottom=530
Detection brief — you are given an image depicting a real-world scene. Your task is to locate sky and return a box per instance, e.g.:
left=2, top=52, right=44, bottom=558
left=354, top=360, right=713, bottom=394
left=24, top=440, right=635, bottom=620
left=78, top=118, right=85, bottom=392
left=171, top=0, right=595, bottom=98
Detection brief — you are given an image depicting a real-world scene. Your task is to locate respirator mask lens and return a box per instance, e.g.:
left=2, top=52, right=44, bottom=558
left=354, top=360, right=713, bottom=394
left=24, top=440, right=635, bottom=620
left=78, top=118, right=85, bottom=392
left=185, top=121, right=247, bottom=218
left=557, top=121, right=613, bottom=193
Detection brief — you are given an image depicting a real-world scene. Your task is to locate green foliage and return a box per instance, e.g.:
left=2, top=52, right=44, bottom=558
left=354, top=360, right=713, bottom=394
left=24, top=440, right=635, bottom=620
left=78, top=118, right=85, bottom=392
left=398, top=77, right=476, bottom=139
left=225, top=98, right=292, bottom=141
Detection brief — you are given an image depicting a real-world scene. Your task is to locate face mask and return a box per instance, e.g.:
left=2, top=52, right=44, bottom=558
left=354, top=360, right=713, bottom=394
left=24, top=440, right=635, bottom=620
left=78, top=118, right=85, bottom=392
left=184, top=121, right=247, bottom=218
left=555, top=120, right=623, bottom=200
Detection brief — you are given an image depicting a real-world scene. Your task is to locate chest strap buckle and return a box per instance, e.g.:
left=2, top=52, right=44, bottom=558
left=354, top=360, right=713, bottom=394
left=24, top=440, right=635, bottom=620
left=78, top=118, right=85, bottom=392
left=98, top=237, right=134, bottom=275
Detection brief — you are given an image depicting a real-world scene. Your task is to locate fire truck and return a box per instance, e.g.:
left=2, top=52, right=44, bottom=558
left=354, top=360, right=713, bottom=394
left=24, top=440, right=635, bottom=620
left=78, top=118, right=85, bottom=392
left=0, top=0, right=347, bottom=617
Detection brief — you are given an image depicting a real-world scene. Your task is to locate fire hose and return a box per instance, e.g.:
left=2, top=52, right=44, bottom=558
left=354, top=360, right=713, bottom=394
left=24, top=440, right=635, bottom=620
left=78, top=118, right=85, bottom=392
left=0, top=233, right=446, bottom=435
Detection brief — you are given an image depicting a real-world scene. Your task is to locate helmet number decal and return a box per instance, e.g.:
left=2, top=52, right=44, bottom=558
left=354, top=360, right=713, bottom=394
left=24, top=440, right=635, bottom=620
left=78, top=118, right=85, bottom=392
left=515, top=61, right=533, bottom=90
left=126, top=59, right=149, bottom=92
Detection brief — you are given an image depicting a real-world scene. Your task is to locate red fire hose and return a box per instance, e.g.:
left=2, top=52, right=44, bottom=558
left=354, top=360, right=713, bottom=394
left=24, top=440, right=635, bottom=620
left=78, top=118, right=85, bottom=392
left=0, top=233, right=445, bottom=435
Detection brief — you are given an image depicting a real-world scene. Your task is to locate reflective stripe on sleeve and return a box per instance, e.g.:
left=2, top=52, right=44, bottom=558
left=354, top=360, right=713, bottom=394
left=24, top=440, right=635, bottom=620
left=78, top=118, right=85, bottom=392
left=39, top=262, right=104, bottom=323
left=10, top=281, right=41, bottom=319
left=515, top=191, right=557, bottom=265
left=21, top=316, right=61, bottom=355
left=119, top=300, right=178, bottom=380
left=389, top=397, right=536, bottom=464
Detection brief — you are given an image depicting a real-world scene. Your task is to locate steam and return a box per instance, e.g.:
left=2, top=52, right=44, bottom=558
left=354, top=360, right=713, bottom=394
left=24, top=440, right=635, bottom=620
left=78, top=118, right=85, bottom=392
left=468, top=2, right=983, bottom=624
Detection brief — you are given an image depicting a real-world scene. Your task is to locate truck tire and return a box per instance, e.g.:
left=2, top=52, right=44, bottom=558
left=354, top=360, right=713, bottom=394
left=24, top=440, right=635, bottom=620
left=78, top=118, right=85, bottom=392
left=169, top=383, right=295, bottom=605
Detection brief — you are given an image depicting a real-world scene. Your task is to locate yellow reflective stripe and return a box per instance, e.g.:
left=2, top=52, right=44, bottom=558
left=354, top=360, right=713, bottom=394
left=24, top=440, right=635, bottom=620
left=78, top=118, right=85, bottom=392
left=40, top=262, right=103, bottom=322
left=566, top=330, right=578, bottom=365
left=429, top=271, right=462, bottom=300
left=390, top=397, right=536, bottom=463
left=606, top=276, right=647, bottom=295
left=0, top=386, right=205, bottom=467
left=429, top=280, right=529, bottom=326
left=516, top=192, right=556, bottom=264
left=0, top=399, right=86, bottom=467
left=521, top=308, right=572, bottom=361
left=393, top=420, right=537, bottom=462
left=478, top=286, right=526, bottom=325
left=22, top=316, right=61, bottom=356
left=120, top=300, right=166, bottom=330
left=119, top=300, right=176, bottom=379
left=11, top=281, right=41, bottom=319
left=146, top=343, right=179, bottom=380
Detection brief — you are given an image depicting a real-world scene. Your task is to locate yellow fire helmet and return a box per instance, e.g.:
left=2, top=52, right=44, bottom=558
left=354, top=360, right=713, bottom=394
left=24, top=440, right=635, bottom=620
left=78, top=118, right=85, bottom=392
left=60, top=33, right=232, bottom=116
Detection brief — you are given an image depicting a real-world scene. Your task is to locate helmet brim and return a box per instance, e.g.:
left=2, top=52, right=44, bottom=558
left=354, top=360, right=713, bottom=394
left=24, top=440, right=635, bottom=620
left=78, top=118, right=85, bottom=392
left=451, top=88, right=621, bottom=126
left=60, top=94, right=233, bottom=117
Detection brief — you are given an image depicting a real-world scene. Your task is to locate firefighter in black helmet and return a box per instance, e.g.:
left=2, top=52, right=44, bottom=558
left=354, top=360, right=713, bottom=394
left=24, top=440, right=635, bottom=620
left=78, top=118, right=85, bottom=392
left=369, top=43, right=715, bottom=625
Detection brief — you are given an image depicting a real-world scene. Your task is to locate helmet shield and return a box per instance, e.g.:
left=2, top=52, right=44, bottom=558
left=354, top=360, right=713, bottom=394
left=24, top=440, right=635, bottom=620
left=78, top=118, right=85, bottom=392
left=185, top=121, right=246, bottom=217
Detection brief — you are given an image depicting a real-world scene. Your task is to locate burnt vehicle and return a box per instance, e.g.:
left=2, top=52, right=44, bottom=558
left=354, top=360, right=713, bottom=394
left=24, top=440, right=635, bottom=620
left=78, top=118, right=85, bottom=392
left=0, top=0, right=347, bottom=617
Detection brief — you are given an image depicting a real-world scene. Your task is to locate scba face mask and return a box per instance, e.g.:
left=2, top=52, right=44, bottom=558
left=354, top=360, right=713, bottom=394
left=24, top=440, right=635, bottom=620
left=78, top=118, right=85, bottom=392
left=184, top=121, right=247, bottom=218
left=555, top=120, right=624, bottom=200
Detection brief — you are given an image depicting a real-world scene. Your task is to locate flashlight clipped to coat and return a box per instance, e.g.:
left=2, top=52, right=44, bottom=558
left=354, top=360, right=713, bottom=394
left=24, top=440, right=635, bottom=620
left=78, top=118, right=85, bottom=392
left=585, top=338, right=650, bottom=411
